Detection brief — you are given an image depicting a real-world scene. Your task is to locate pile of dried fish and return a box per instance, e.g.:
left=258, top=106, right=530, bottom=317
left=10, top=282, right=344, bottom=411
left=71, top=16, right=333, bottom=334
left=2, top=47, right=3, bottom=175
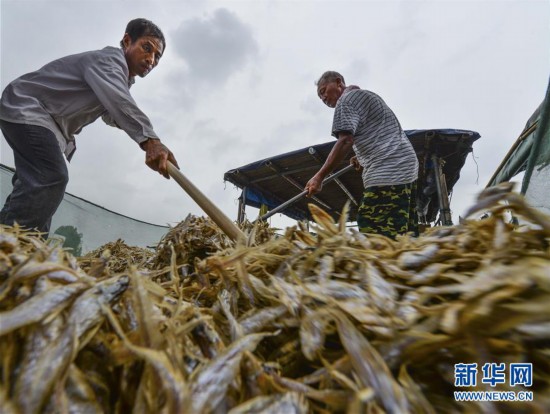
left=78, top=239, right=155, bottom=276
left=0, top=227, right=129, bottom=413
left=0, top=186, right=549, bottom=413
left=151, top=214, right=276, bottom=275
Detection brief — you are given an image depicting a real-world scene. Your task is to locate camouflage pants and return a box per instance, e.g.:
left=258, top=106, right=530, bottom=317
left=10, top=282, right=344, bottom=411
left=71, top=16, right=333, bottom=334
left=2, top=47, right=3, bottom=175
left=357, top=181, right=419, bottom=239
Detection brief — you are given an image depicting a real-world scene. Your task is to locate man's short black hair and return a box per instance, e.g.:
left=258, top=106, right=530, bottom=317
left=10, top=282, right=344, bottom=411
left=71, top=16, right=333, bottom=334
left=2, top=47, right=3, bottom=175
left=120, top=18, right=166, bottom=50
left=316, top=71, right=345, bottom=86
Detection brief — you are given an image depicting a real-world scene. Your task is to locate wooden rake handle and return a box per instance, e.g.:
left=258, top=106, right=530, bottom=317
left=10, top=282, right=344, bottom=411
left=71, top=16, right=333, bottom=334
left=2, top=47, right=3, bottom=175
left=167, top=161, right=245, bottom=243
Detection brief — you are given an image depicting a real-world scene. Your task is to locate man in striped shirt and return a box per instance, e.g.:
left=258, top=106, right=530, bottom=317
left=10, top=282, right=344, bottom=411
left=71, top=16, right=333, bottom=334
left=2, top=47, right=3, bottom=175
left=305, top=71, right=419, bottom=238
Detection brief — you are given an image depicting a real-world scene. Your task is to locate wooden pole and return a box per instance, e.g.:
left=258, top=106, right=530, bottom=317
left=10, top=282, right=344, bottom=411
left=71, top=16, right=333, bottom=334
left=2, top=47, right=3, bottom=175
left=167, top=162, right=245, bottom=242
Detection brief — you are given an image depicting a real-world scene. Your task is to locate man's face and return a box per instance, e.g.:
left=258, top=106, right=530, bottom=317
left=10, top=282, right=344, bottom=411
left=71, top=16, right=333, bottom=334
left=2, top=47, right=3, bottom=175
left=123, top=34, right=164, bottom=78
left=317, top=78, right=343, bottom=108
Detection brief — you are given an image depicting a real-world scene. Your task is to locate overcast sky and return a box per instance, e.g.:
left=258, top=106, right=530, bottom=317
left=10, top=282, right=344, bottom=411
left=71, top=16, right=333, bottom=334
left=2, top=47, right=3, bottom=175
left=1, top=0, right=549, bottom=229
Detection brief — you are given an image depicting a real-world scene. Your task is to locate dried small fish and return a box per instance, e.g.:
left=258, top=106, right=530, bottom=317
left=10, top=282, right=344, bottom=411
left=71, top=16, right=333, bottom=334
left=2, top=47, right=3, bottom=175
left=398, top=244, right=440, bottom=270
left=13, top=275, right=128, bottom=414
left=0, top=281, right=88, bottom=335
left=239, top=305, right=287, bottom=334
left=1, top=185, right=549, bottom=413
left=330, top=309, right=409, bottom=413
left=228, top=392, right=309, bottom=414
left=299, top=308, right=333, bottom=360
left=182, top=332, right=272, bottom=413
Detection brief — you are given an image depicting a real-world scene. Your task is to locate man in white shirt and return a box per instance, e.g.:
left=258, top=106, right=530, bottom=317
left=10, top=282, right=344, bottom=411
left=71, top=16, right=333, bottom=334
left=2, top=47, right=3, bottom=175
left=0, top=18, right=179, bottom=236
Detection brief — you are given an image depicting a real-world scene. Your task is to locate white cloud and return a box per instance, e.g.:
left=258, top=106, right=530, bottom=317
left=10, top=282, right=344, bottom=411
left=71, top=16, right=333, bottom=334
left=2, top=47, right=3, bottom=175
left=171, top=8, right=259, bottom=87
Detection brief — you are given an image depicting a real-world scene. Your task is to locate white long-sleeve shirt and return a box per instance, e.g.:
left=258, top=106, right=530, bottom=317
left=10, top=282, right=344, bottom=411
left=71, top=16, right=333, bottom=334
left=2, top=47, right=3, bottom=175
left=0, top=46, right=158, bottom=160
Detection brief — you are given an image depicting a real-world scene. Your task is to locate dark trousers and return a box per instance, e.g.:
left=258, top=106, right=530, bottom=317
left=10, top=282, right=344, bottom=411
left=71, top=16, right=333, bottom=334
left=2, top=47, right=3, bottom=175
left=0, top=120, right=68, bottom=236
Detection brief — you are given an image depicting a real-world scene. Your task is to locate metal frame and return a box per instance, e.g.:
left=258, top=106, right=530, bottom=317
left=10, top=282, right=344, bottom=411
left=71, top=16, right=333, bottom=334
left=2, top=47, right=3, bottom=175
left=227, top=129, right=480, bottom=226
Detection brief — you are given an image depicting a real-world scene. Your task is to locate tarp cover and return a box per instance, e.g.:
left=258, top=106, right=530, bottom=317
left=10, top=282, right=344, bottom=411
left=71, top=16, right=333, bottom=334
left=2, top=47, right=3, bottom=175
left=224, top=129, right=480, bottom=223
left=486, top=77, right=550, bottom=216
left=487, top=105, right=541, bottom=187
left=1, top=164, right=168, bottom=255
left=521, top=80, right=550, bottom=216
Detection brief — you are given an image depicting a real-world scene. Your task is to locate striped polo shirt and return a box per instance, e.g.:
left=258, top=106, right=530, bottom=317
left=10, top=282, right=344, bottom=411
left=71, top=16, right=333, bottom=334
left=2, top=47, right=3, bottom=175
left=332, top=88, right=418, bottom=188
